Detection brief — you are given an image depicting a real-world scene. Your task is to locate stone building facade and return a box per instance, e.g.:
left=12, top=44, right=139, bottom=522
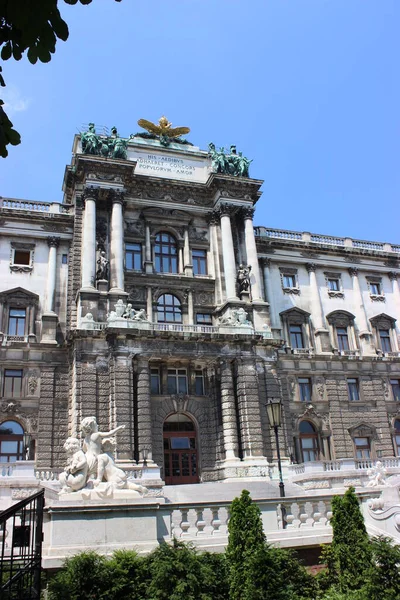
left=1, top=129, right=399, bottom=489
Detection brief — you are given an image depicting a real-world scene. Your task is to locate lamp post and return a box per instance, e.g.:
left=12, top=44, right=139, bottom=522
left=23, top=432, right=32, bottom=461
left=266, top=398, right=285, bottom=497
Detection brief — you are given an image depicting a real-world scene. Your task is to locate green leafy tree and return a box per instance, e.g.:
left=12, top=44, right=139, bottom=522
left=145, top=538, right=223, bottom=600
left=226, top=489, right=315, bottom=600
left=105, top=549, right=147, bottom=600
left=0, top=0, right=122, bottom=157
left=47, top=550, right=112, bottom=600
left=319, top=487, right=373, bottom=595
left=367, top=536, right=400, bottom=600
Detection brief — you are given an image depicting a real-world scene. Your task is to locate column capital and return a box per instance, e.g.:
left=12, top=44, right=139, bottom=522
left=305, top=262, right=317, bottom=273
left=109, top=189, right=125, bottom=205
left=219, top=202, right=236, bottom=217
left=241, top=206, right=255, bottom=220
left=82, top=187, right=99, bottom=205
left=206, top=210, right=220, bottom=225
left=388, top=271, right=399, bottom=281
left=259, top=257, right=271, bottom=268
left=348, top=267, right=359, bottom=277
left=47, top=236, right=60, bottom=248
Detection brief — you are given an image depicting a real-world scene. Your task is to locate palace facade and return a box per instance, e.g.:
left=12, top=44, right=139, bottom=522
left=1, top=127, right=400, bottom=495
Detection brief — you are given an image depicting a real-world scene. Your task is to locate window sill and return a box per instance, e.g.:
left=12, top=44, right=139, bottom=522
left=370, top=294, right=385, bottom=302
left=282, top=287, right=300, bottom=295
left=10, top=265, right=33, bottom=274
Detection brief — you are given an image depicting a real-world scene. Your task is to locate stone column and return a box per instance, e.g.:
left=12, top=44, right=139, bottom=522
left=81, top=191, right=97, bottom=289
left=136, top=358, right=153, bottom=463
left=219, top=204, right=238, bottom=301
left=184, top=228, right=193, bottom=276
left=348, top=268, right=371, bottom=354
left=208, top=211, right=223, bottom=304
left=187, top=289, right=194, bottom=325
left=389, top=272, right=400, bottom=349
left=144, top=223, right=153, bottom=274
left=109, top=192, right=125, bottom=292
left=146, top=287, right=153, bottom=322
left=242, top=207, right=262, bottom=300
left=306, top=263, right=330, bottom=352
left=45, top=237, right=60, bottom=313
left=236, top=359, right=265, bottom=459
left=261, top=258, right=281, bottom=329
left=220, top=360, right=239, bottom=460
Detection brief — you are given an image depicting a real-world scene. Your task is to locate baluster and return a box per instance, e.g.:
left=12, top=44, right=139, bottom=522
left=180, top=508, right=190, bottom=537
left=211, top=507, right=222, bottom=534
left=195, top=508, right=206, bottom=536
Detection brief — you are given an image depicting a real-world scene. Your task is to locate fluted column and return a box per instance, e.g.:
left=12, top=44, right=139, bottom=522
left=219, top=204, right=238, bottom=300
left=305, top=263, right=326, bottom=331
left=242, top=207, right=262, bottom=300
left=81, top=192, right=97, bottom=289
left=109, top=192, right=125, bottom=292
left=136, top=358, right=153, bottom=463
left=348, top=268, right=370, bottom=335
left=220, top=360, right=239, bottom=460
left=45, top=237, right=60, bottom=313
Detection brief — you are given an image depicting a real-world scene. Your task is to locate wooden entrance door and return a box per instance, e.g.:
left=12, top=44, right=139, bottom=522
left=163, top=415, right=199, bottom=485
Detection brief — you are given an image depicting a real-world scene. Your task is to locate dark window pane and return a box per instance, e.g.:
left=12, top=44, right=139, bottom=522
left=299, top=378, right=312, bottom=402
left=328, top=279, right=340, bottom=291
left=391, top=380, right=400, bottom=402
left=13, top=250, right=30, bottom=265
left=154, top=233, right=178, bottom=273
left=170, top=437, right=190, bottom=449
left=290, top=325, right=304, bottom=349
left=379, top=330, right=392, bottom=353
left=348, top=379, right=359, bottom=401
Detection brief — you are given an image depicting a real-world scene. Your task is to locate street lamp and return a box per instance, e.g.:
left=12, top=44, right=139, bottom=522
left=266, top=398, right=285, bottom=497
left=23, top=432, right=32, bottom=461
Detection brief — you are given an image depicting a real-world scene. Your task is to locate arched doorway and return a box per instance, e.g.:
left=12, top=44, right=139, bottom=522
left=163, top=414, right=199, bottom=485
left=0, top=420, right=24, bottom=462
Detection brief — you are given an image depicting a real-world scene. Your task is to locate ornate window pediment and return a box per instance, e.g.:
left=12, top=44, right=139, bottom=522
left=324, top=271, right=344, bottom=298
left=280, top=307, right=310, bottom=325
left=0, top=288, right=39, bottom=307
left=326, top=310, right=355, bottom=328
left=366, top=276, right=385, bottom=302
left=279, top=267, right=300, bottom=295
left=348, top=423, right=376, bottom=439
left=370, top=313, right=396, bottom=329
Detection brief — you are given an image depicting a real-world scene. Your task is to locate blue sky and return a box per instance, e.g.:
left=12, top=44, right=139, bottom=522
left=1, top=0, right=399, bottom=242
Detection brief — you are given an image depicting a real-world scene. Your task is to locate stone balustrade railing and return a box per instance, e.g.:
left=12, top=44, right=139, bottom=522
left=286, top=457, right=400, bottom=482
left=0, top=197, right=72, bottom=214
left=254, top=226, right=400, bottom=254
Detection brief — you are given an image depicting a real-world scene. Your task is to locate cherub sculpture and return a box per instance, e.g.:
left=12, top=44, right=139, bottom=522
left=81, top=416, right=125, bottom=486
left=59, top=437, right=88, bottom=493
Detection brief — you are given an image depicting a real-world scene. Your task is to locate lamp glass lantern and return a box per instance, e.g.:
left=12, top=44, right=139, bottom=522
left=266, top=398, right=282, bottom=428
left=22, top=432, right=32, bottom=460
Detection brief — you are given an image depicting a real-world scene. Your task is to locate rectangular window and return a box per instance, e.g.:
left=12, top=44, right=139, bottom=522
left=298, top=378, right=312, bottom=402
left=391, top=379, right=400, bottom=402
left=337, top=327, right=350, bottom=351
left=196, top=313, right=212, bottom=325
left=13, top=250, right=30, bottom=266
left=3, top=369, right=23, bottom=397
left=8, top=308, right=26, bottom=336
left=354, top=437, right=370, bottom=459
left=150, top=368, right=160, bottom=394
left=379, top=329, right=392, bottom=353
left=192, top=249, right=207, bottom=276
left=328, top=278, right=340, bottom=291
left=395, top=434, right=400, bottom=457
left=167, top=369, right=188, bottom=395
left=125, top=243, right=142, bottom=271
left=289, top=324, right=304, bottom=349
left=347, top=378, right=360, bottom=401
left=283, top=274, right=296, bottom=288
left=62, top=254, right=68, bottom=264
left=195, top=370, right=205, bottom=396
left=370, top=282, right=381, bottom=295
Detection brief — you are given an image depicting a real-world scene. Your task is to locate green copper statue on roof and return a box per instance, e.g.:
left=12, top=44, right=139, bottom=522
left=80, top=124, right=128, bottom=160
left=208, top=143, right=252, bottom=177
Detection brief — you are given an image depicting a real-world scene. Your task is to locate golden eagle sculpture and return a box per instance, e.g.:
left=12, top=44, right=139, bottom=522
left=137, top=116, right=190, bottom=147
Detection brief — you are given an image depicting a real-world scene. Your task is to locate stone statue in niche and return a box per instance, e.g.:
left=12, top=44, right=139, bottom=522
left=96, top=250, right=109, bottom=280
left=219, top=307, right=252, bottom=327
left=237, top=264, right=252, bottom=293
left=59, top=416, right=147, bottom=496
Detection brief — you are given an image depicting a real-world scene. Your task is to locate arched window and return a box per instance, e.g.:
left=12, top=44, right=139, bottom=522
left=157, top=294, right=182, bottom=323
left=163, top=414, right=198, bottom=485
left=299, top=420, right=319, bottom=462
left=0, top=420, right=24, bottom=462
left=394, top=420, right=400, bottom=457
left=154, top=232, right=178, bottom=274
